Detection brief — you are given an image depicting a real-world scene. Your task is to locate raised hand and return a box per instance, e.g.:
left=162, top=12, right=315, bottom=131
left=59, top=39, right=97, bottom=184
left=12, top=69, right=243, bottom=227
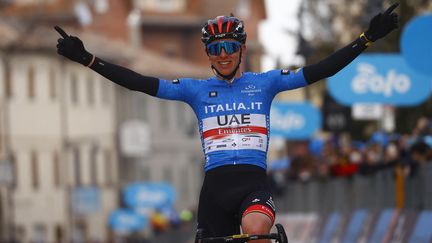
left=55, top=26, right=94, bottom=66
left=365, top=3, right=399, bottom=42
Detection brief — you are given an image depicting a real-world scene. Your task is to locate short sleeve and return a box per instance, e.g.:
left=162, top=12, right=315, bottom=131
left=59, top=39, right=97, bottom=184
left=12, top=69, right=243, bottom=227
left=156, top=78, right=196, bottom=104
left=266, top=68, right=308, bottom=94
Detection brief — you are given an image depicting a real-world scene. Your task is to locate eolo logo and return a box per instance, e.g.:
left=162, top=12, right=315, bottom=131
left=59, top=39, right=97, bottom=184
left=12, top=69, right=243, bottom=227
left=351, top=63, right=411, bottom=97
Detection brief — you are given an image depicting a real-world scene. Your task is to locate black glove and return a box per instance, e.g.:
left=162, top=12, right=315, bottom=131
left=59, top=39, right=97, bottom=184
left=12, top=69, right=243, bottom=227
left=55, top=26, right=94, bottom=66
left=364, top=3, right=399, bottom=42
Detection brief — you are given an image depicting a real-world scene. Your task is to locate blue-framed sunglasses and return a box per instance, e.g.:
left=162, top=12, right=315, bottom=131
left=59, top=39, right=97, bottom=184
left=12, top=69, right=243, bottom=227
left=207, top=41, right=242, bottom=56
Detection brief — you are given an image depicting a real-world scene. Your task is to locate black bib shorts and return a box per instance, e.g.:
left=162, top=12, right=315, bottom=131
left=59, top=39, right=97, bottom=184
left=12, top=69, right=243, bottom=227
left=196, top=164, right=276, bottom=238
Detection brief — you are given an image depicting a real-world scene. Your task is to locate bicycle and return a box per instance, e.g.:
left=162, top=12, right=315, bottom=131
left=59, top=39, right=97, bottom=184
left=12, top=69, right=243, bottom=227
left=195, top=223, right=288, bottom=243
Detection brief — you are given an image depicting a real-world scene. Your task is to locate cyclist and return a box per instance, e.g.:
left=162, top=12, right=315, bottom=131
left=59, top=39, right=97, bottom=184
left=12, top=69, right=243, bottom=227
left=55, top=3, right=398, bottom=242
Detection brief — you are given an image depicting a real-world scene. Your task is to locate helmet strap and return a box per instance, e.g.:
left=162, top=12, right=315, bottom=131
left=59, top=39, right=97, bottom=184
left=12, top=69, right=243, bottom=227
left=211, top=49, right=243, bottom=84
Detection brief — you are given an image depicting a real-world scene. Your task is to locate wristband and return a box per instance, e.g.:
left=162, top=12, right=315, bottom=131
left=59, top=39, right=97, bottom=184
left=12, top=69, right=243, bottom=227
left=359, top=32, right=372, bottom=47
left=86, top=54, right=96, bottom=67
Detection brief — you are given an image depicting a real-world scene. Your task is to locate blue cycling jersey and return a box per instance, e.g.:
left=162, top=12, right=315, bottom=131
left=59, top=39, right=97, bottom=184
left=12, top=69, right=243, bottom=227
left=157, top=69, right=308, bottom=171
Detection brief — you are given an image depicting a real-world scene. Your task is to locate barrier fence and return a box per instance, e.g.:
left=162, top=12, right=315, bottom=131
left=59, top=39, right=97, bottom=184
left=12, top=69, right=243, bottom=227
left=277, top=209, right=432, bottom=243
left=274, top=163, right=432, bottom=243
left=275, top=163, right=432, bottom=213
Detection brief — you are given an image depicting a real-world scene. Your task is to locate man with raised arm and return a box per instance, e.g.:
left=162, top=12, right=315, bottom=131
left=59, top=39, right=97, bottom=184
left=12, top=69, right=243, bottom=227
left=55, top=3, right=398, bottom=242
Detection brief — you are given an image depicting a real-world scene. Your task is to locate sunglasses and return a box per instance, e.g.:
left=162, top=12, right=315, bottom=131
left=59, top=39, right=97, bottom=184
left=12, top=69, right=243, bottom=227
left=207, top=41, right=242, bottom=56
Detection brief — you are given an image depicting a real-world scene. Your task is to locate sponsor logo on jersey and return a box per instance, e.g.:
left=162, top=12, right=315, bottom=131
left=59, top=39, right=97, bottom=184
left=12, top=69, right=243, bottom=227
left=241, top=84, right=262, bottom=96
left=204, top=102, right=262, bottom=114
left=244, top=135, right=261, bottom=138
left=281, top=69, right=290, bottom=75
left=202, top=114, right=268, bottom=153
left=172, top=79, right=180, bottom=84
left=266, top=197, right=276, bottom=211
left=217, top=114, right=251, bottom=126
left=204, top=127, right=266, bottom=138
left=209, top=91, right=217, bottom=97
left=252, top=198, right=260, bottom=203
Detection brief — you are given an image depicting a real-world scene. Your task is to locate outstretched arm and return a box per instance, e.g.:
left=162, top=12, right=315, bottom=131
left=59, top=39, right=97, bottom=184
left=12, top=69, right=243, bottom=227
left=303, top=3, right=399, bottom=84
left=55, top=26, right=159, bottom=96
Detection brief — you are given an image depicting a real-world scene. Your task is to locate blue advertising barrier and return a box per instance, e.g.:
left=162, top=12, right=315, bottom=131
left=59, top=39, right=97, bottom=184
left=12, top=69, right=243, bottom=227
left=369, top=209, right=395, bottom=243
left=408, top=210, right=432, bottom=243
left=318, top=212, right=341, bottom=243
left=327, top=54, right=431, bottom=106
left=123, top=182, right=176, bottom=209
left=109, top=209, right=148, bottom=233
left=341, top=209, right=368, bottom=243
left=270, top=102, right=321, bottom=140
left=401, top=14, right=432, bottom=75
left=279, top=209, right=430, bottom=243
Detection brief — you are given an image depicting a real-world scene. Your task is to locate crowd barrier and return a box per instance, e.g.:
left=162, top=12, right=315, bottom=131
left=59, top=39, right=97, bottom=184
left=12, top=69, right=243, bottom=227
left=274, top=163, right=432, bottom=242
left=278, top=209, right=432, bottom=243
left=275, top=163, right=432, bottom=213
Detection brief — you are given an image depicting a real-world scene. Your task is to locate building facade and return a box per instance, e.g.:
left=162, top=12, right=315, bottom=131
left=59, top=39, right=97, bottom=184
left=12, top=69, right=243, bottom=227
left=0, top=0, right=267, bottom=241
left=0, top=49, right=119, bottom=242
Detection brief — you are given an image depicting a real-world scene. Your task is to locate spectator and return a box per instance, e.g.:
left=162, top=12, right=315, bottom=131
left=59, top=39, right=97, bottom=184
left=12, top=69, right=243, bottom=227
left=287, top=141, right=317, bottom=182
left=408, top=141, right=431, bottom=176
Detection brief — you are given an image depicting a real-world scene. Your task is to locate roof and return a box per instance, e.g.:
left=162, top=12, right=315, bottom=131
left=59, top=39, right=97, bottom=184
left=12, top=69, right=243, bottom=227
left=0, top=16, right=211, bottom=79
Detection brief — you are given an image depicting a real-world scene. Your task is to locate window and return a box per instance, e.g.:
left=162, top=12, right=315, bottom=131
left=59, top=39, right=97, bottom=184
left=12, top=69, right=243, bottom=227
left=73, top=148, right=81, bottom=186
left=53, top=151, right=61, bottom=187
left=28, top=66, right=35, bottom=99
left=32, top=223, right=47, bottom=243
left=14, top=225, right=26, bottom=243
left=11, top=154, right=16, bottom=188
left=136, top=0, right=186, bottom=12
left=5, top=153, right=16, bottom=189
left=55, top=224, right=64, bottom=243
left=70, top=74, right=78, bottom=104
left=104, top=149, right=112, bottom=186
left=94, top=0, right=109, bottom=14
left=236, top=0, right=251, bottom=18
left=31, top=150, right=39, bottom=189
left=90, top=146, right=98, bottom=185
left=4, top=60, right=12, bottom=98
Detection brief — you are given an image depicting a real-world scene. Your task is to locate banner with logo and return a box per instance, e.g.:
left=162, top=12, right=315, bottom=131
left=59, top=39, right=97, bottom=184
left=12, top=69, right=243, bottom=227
left=123, top=182, right=176, bottom=209
left=401, top=14, right=432, bottom=76
left=327, top=54, right=431, bottom=106
left=109, top=209, right=148, bottom=233
left=270, top=102, right=321, bottom=140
